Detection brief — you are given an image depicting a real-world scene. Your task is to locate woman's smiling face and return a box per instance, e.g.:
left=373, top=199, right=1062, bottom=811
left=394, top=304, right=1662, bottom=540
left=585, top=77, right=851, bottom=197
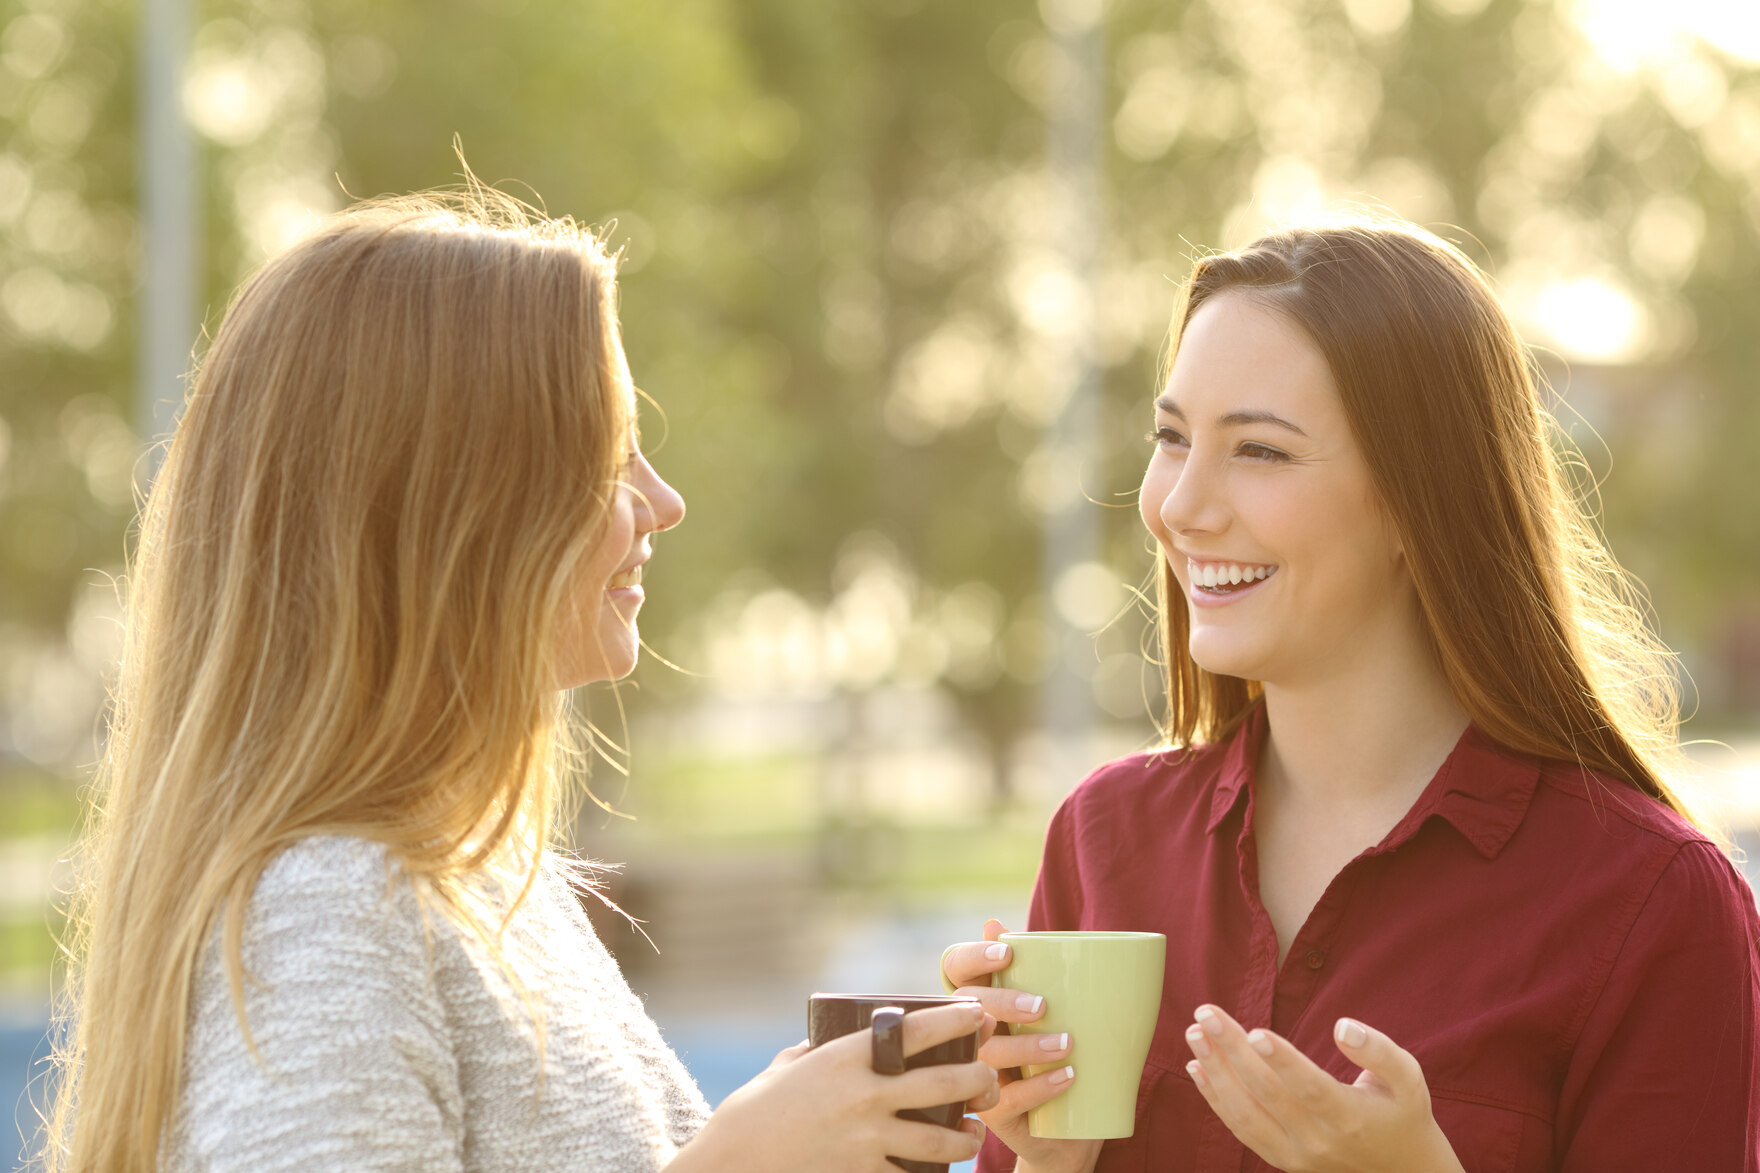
left=1140, top=289, right=1414, bottom=689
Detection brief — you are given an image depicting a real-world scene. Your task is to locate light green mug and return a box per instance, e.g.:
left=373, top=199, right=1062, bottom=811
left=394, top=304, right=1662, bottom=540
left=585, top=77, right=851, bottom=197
left=945, top=930, right=1166, bottom=1140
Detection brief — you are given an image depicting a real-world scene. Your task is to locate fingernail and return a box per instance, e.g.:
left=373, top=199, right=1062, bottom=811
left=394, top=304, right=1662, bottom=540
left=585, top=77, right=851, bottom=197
left=1195, top=1006, right=1223, bottom=1037
left=1016, top=994, right=1043, bottom=1014
left=1049, top=1065, right=1075, bottom=1085
left=1184, top=1024, right=1210, bottom=1058
left=1037, top=1032, right=1069, bottom=1052
left=985, top=942, right=1008, bottom=962
left=965, top=1001, right=986, bottom=1020
left=1336, top=1018, right=1367, bottom=1048
left=1248, top=1029, right=1274, bottom=1057
left=1186, top=1059, right=1206, bottom=1086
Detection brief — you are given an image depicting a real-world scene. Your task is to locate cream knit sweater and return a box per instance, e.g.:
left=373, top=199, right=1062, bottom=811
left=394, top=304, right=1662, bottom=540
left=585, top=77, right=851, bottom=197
left=165, top=836, right=711, bottom=1172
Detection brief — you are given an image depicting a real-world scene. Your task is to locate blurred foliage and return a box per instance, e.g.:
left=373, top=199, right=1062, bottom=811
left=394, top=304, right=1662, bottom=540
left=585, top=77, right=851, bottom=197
left=2, top=0, right=1759, bottom=798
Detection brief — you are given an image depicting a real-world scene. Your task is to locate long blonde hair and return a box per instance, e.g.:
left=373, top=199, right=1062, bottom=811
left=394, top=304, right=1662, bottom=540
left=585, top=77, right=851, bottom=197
left=45, top=187, right=632, bottom=1171
left=1154, top=221, right=1718, bottom=839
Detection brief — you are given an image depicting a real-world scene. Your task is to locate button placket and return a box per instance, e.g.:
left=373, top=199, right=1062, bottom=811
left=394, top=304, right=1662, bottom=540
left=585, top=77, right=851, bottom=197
left=1271, top=866, right=1362, bottom=1031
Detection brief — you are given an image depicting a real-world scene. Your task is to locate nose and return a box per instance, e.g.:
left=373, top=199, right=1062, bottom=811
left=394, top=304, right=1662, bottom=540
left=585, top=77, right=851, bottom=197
left=629, top=451, right=685, bottom=533
left=1156, top=453, right=1227, bottom=539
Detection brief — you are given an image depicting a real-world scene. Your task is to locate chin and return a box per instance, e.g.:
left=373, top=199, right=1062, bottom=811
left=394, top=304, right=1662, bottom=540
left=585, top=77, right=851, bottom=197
left=1186, top=630, right=1270, bottom=682
left=557, top=643, right=641, bottom=690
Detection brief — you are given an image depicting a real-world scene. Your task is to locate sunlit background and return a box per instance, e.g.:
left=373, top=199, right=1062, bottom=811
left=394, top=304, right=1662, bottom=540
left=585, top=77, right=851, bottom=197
left=4, top=0, right=1760, bottom=1165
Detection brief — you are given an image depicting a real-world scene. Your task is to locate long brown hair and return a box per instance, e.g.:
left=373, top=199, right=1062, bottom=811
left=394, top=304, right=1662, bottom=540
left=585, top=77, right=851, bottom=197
left=46, top=187, right=632, bottom=1171
left=1154, top=220, right=1716, bottom=836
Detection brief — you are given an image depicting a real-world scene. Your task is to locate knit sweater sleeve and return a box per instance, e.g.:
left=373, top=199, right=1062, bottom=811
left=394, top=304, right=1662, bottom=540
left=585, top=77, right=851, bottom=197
left=170, top=838, right=465, bottom=1173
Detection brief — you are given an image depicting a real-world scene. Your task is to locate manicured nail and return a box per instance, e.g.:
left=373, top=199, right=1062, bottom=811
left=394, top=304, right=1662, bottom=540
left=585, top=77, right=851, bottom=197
left=1016, top=994, right=1043, bottom=1014
left=1336, top=1018, right=1367, bottom=1048
left=1038, top=1032, right=1069, bottom=1052
left=1195, top=1006, right=1223, bottom=1037
left=1186, top=1059, right=1206, bottom=1086
left=1184, top=1024, right=1211, bottom=1058
left=1248, top=1030, right=1274, bottom=1057
left=1048, top=1065, right=1075, bottom=1085
left=985, top=942, right=1008, bottom=962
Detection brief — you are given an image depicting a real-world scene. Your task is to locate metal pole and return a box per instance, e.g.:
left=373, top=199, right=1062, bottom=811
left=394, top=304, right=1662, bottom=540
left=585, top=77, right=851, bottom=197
left=139, top=0, right=197, bottom=478
left=1039, top=0, right=1105, bottom=785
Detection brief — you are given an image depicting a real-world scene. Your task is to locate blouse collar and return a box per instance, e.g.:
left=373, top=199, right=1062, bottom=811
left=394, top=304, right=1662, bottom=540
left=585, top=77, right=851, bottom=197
left=1205, top=701, right=1544, bottom=860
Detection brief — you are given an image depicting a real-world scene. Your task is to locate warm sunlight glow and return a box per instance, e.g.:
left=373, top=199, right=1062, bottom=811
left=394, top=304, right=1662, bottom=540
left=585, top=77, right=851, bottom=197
left=1527, top=276, right=1651, bottom=363
left=1574, top=0, right=1760, bottom=71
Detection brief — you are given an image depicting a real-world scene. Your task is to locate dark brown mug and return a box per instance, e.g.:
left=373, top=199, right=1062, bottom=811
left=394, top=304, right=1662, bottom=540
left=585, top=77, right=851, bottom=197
left=807, top=993, right=983, bottom=1173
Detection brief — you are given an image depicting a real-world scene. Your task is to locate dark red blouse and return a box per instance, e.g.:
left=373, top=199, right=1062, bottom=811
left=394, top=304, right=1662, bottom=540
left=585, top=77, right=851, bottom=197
left=976, top=706, right=1760, bottom=1173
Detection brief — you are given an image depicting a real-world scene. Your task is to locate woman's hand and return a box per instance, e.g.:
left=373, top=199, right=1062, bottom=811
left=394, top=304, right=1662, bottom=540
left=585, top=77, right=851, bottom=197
left=1182, top=1004, right=1466, bottom=1173
left=670, top=1000, right=999, bottom=1173
left=942, top=920, right=1102, bottom=1173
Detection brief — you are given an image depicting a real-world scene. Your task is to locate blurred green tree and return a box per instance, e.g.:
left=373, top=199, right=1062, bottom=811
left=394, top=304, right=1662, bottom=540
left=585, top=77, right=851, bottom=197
left=3, top=0, right=1758, bottom=796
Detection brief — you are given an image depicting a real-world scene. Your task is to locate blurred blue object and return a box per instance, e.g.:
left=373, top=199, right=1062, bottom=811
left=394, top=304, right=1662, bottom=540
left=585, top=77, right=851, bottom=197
left=3, top=1017, right=51, bottom=1172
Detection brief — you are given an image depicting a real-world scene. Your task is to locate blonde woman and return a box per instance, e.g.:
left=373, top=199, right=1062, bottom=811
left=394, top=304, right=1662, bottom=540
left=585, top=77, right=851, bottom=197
left=43, top=189, right=999, bottom=1172
left=945, top=222, right=1760, bottom=1173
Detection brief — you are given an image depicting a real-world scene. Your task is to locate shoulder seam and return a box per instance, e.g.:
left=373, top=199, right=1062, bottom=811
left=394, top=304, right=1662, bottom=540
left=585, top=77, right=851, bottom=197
left=1554, top=838, right=1690, bottom=1059
left=1535, top=770, right=1709, bottom=847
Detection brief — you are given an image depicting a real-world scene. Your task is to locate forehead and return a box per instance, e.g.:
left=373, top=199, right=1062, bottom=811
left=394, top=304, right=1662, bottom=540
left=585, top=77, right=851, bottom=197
left=1165, top=290, right=1341, bottom=422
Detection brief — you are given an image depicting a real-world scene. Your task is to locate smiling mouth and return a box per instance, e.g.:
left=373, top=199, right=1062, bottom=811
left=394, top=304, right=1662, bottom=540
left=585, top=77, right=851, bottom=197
left=1187, top=560, right=1276, bottom=595
left=609, top=566, right=642, bottom=590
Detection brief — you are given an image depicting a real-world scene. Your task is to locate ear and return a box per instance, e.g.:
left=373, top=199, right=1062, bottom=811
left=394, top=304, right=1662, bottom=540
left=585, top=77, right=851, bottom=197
left=1370, top=489, right=1407, bottom=566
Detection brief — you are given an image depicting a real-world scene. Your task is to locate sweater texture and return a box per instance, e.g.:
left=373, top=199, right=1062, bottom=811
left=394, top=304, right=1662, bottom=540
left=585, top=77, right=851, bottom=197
left=165, top=835, right=710, bottom=1171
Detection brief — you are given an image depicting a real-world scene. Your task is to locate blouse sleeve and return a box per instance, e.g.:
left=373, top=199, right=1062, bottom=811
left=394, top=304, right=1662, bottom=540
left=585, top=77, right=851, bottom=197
left=1026, top=796, right=1087, bottom=932
left=172, top=841, right=467, bottom=1173
left=1555, top=840, right=1760, bottom=1172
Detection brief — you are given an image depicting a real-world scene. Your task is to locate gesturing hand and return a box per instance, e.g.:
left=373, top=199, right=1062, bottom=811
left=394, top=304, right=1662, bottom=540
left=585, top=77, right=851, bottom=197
left=1182, top=1005, right=1466, bottom=1173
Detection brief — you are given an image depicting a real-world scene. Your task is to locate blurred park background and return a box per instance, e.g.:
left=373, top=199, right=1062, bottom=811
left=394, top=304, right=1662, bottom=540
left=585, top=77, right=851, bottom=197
left=4, top=0, right=1760, bottom=1164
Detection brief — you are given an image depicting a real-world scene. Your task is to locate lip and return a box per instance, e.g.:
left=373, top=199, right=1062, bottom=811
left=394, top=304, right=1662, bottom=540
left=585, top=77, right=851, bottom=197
left=607, top=557, right=647, bottom=599
left=1177, top=554, right=1277, bottom=610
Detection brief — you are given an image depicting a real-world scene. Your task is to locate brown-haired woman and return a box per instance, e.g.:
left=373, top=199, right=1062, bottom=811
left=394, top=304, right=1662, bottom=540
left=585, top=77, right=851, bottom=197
left=945, top=220, right=1760, bottom=1173
left=42, top=188, right=1000, bottom=1173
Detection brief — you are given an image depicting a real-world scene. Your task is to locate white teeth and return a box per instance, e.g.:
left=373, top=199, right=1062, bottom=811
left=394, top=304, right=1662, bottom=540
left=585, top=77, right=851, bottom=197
left=1186, top=561, right=1275, bottom=589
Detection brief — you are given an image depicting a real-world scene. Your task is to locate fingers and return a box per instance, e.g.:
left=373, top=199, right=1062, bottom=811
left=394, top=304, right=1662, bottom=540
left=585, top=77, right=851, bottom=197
left=950, top=984, right=1046, bottom=1028
left=978, top=1028, right=1070, bottom=1072
left=879, top=1116, right=986, bottom=1165
left=965, top=1072, right=1002, bottom=1114
left=1334, top=1016, right=1425, bottom=1101
left=942, top=934, right=1012, bottom=990
left=978, top=1061, right=1076, bottom=1126
left=1189, top=1006, right=1340, bottom=1120
left=1183, top=1008, right=1284, bottom=1150
left=899, top=1000, right=986, bottom=1059
left=883, top=1059, right=997, bottom=1115
left=766, top=1040, right=811, bottom=1070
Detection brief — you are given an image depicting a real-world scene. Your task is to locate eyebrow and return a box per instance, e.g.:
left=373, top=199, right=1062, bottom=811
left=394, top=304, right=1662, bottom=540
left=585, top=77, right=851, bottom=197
left=1155, top=396, right=1309, bottom=438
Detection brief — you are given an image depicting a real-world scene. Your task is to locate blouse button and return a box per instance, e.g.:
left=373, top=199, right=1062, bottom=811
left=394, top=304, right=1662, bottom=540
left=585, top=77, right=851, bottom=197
left=1304, top=949, right=1326, bottom=970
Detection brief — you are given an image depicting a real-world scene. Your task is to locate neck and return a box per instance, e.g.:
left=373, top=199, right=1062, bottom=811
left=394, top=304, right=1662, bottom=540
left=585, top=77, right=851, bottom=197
left=1258, top=609, right=1469, bottom=809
